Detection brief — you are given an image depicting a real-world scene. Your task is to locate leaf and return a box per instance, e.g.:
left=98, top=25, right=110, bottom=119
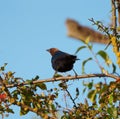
left=82, top=57, right=92, bottom=74
left=76, top=88, right=79, bottom=97
left=9, top=98, right=15, bottom=104
left=26, top=80, right=33, bottom=84
left=88, top=90, right=97, bottom=103
left=32, top=75, right=39, bottom=81
left=82, top=81, right=93, bottom=90
left=6, top=108, right=14, bottom=113
left=97, top=50, right=107, bottom=59
left=37, top=83, right=47, bottom=90
left=54, top=73, right=63, bottom=78
left=59, top=82, right=67, bottom=90
left=100, top=84, right=108, bottom=93
left=107, top=107, right=118, bottom=118
left=88, top=81, right=93, bottom=90
left=8, top=71, right=14, bottom=78
left=85, top=37, right=90, bottom=44
left=96, top=50, right=112, bottom=66
left=75, top=46, right=86, bottom=54
left=112, top=63, right=116, bottom=73
left=0, top=63, right=8, bottom=71
left=108, top=93, right=113, bottom=105
left=83, top=88, right=86, bottom=94
left=20, top=107, right=29, bottom=115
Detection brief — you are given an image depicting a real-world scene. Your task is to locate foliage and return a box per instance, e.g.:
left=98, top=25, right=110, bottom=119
left=0, top=38, right=120, bottom=119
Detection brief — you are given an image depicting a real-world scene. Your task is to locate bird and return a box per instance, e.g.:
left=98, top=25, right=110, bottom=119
left=47, top=48, right=79, bottom=75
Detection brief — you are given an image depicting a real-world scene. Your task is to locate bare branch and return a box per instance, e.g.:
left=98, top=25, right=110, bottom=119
left=2, top=73, right=119, bottom=88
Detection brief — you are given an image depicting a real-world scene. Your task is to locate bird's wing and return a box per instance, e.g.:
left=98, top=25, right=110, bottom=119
left=52, top=51, right=76, bottom=65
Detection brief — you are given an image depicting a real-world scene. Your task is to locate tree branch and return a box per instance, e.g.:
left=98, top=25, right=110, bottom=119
left=2, top=73, right=119, bottom=88
left=111, top=0, right=117, bottom=35
left=117, top=0, right=120, bottom=26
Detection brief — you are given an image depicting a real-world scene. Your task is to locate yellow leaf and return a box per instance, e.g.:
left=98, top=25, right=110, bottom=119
left=17, top=102, right=21, bottom=106
left=85, top=37, right=90, bottom=44
left=9, top=98, right=15, bottom=104
left=24, top=107, right=28, bottom=111
left=33, top=107, right=38, bottom=112
left=101, top=68, right=108, bottom=75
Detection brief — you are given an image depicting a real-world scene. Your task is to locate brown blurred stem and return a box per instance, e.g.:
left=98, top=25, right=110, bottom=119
left=65, top=19, right=109, bottom=44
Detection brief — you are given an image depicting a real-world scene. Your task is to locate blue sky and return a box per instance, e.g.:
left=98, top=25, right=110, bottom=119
left=0, top=0, right=111, bottom=119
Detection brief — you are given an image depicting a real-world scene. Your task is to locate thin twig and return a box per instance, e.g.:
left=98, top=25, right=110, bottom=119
left=87, top=44, right=104, bottom=73
left=89, top=18, right=111, bottom=39
left=65, top=88, right=77, bottom=108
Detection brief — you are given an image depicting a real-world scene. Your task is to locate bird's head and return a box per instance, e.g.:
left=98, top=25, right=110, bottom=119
left=46, top=48, right=59, bottom=56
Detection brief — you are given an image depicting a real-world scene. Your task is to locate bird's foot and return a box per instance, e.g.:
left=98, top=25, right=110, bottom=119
left=73, top=69, right=79, bottom=80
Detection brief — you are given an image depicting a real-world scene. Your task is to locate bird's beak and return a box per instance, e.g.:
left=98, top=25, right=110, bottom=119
left=46, top=49, right=50, bottom=52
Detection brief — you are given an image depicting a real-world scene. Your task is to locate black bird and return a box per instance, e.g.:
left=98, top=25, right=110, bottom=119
left=47, top=48, right=78, bottom=74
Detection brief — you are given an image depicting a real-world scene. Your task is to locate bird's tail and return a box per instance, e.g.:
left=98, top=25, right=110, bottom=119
left=76, top=58, right=80, bottom=60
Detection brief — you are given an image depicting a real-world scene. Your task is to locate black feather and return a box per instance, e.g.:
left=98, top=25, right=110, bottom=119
left=51, top=51, right=77, bottom=72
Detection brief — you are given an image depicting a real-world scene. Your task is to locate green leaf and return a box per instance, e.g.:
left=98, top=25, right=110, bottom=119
left=88, top=90, right=97, bottom=103
left=37, top=83, right=47, bottom=90
left=109, top=93, right=113, bottom=105
left=32, top=75, right=39, bottom=81
left=82, top=57, right=92, bottom=74
left=96, top=50, right=111, bottom=66
left=76, top=88, right=79, bottom=97
left=88, top=81, right=93, bottom=90
left=6, top=108, right=14, bottom=113
left=54, top=73, right=63, bottom=78
left=97, top=50, right=107, bottom=59
left=107, top=107, right=118, bottom=118
left=0, top=63, right=8, bottom=71
left=83, top=88, right=86, bottom=94
left=75, top=46, right=86, bottom=54
left=112, top=63, right=116, bottom=73
left=59, top=82, right=67, bottom=90
left=82, top=81, right=93, bottom=90
left=100, top=84, right=108, bottom=94
left=26, top=80, right=33, bottom=84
